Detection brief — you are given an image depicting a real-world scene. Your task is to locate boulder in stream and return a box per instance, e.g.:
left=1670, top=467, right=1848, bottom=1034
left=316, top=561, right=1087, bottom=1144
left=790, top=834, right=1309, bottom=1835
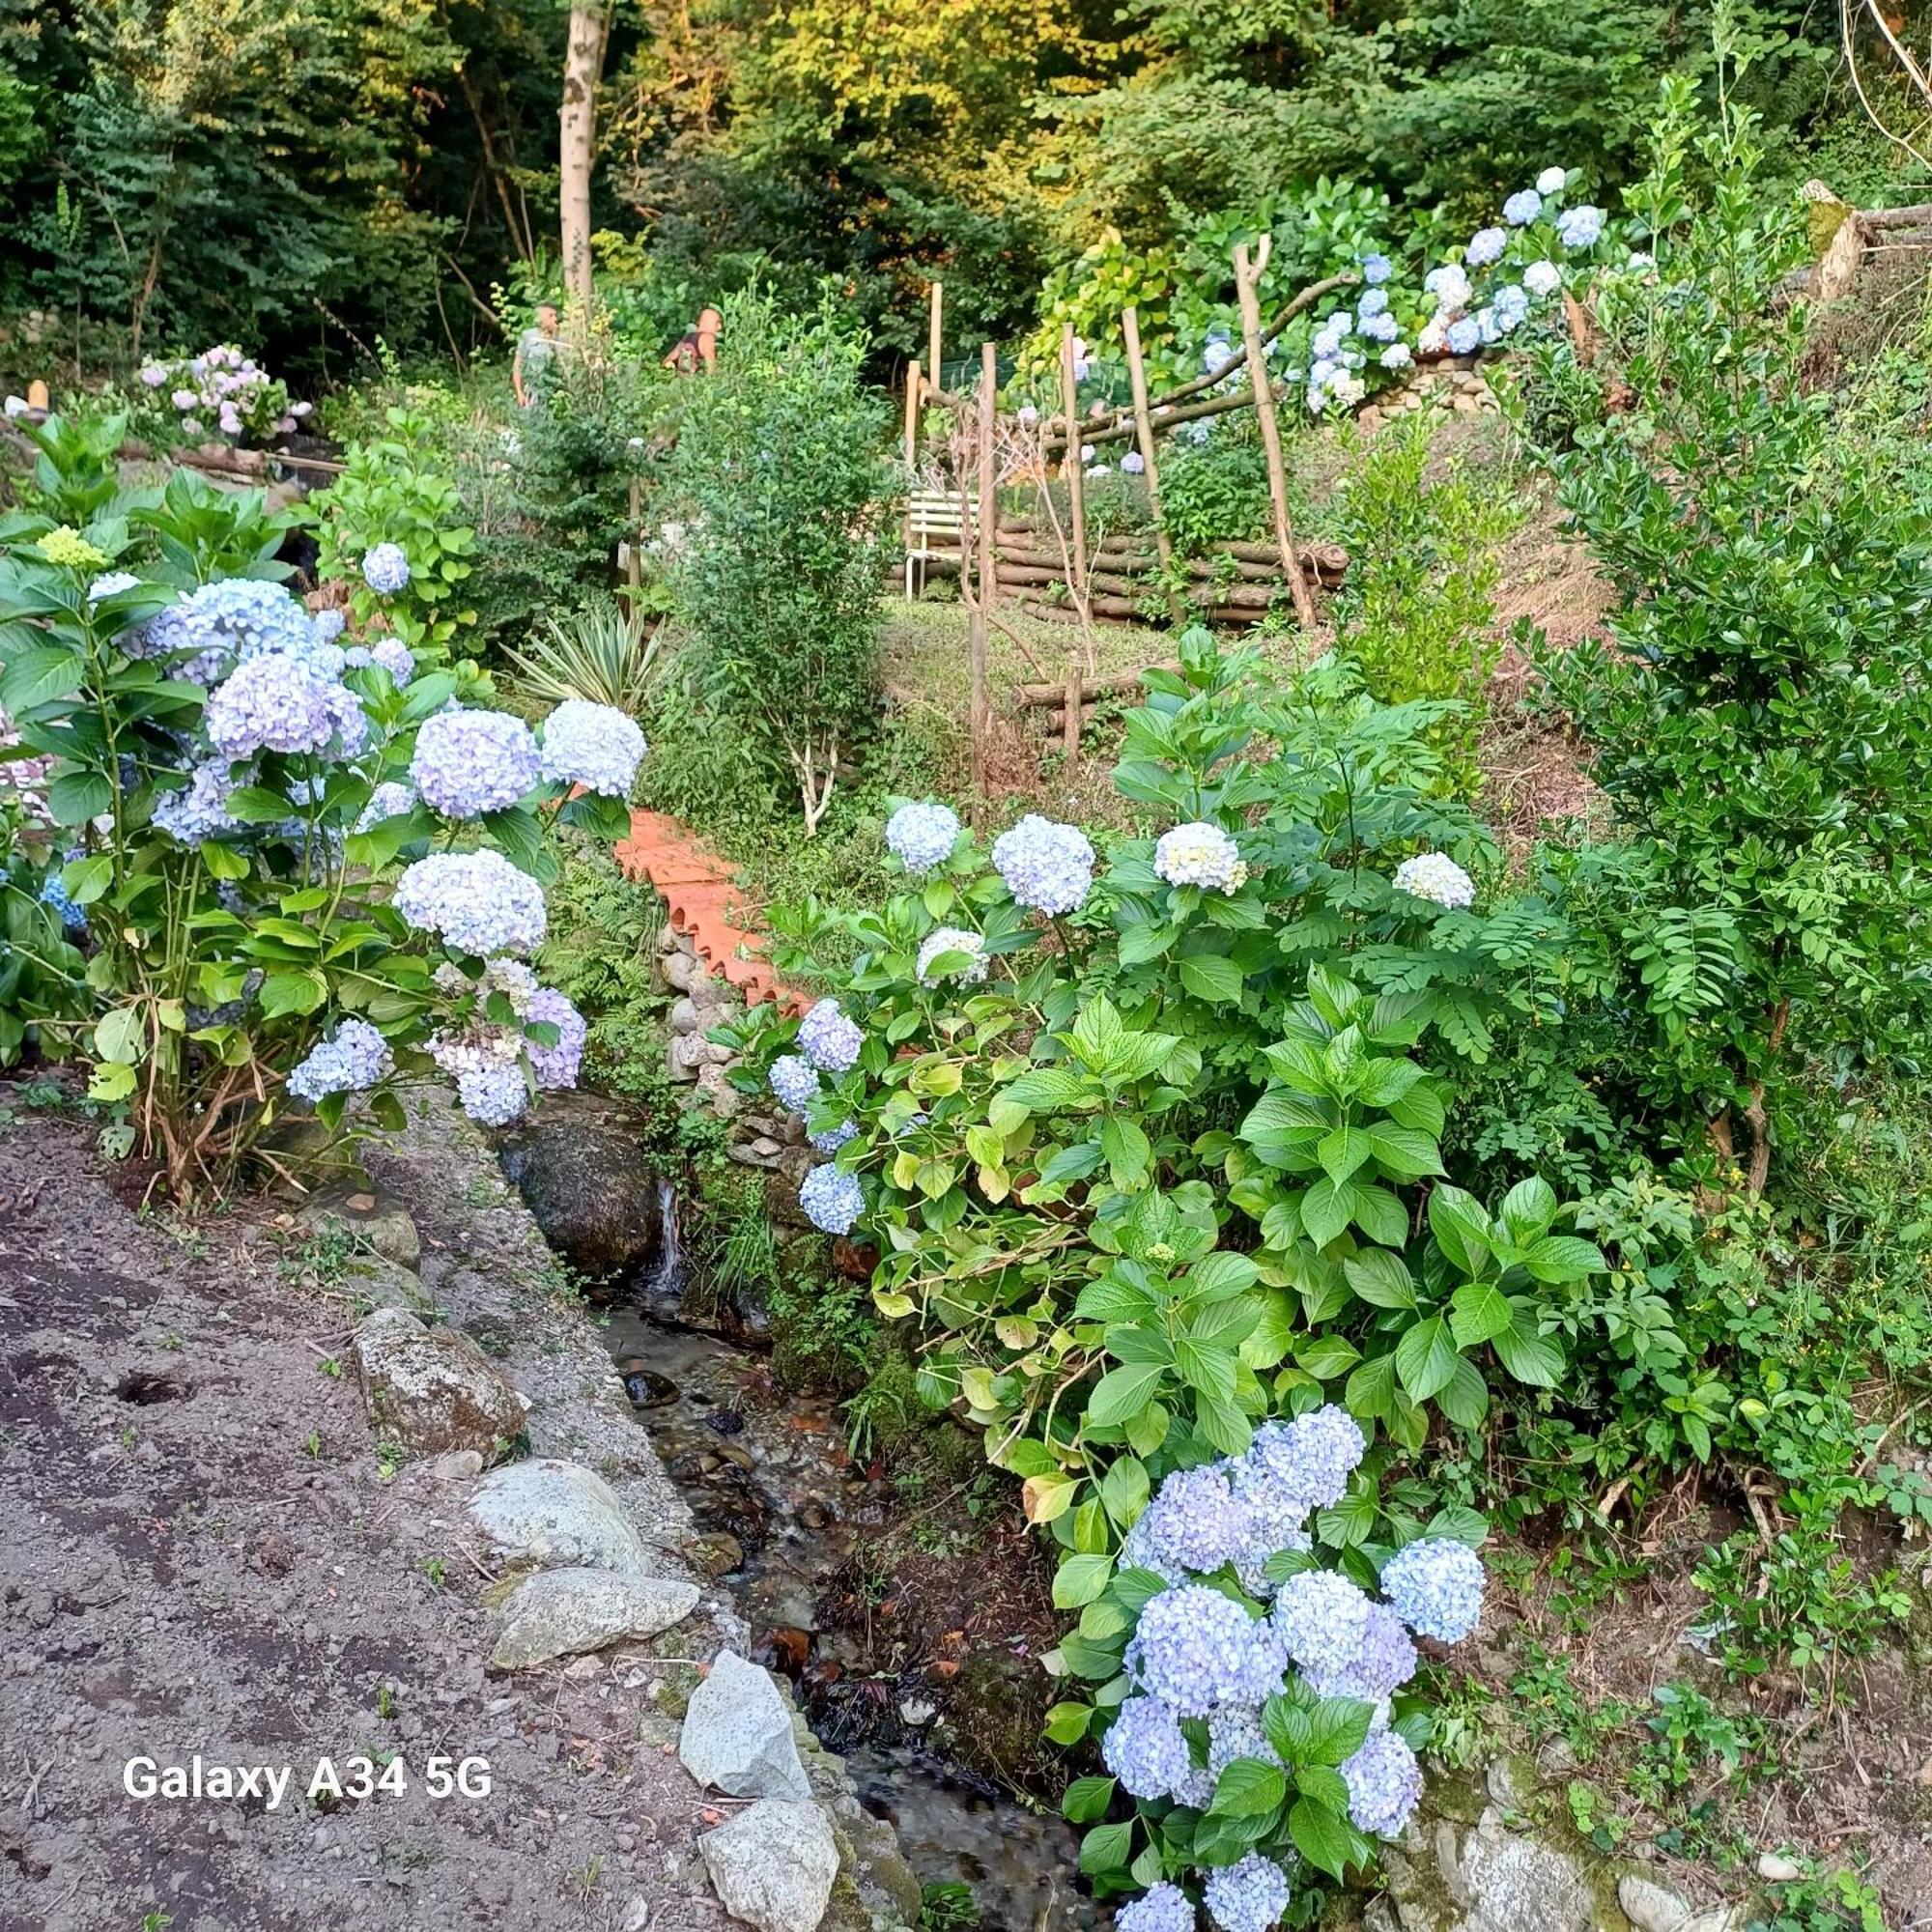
left=680, top=1649, right=812, bottom=1800
left=698, top=1799, right=838, bottom=1932
left=497, top=1090, right=665, bottom=1287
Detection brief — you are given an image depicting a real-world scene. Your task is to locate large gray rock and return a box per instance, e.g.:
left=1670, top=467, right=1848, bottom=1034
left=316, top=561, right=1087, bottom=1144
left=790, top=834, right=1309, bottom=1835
left=299, top=1179, right=421, bottom=1267
left=489, top=1566, right=699, bottom=1670
left=698, top=1800, right=838, bottom=1932
left=680, top=1650, right=811, bottom=1800
left=497, top=1091, right=664, bottom=1285
left=353, top=1309, right=524, bottom=1461
left=468, top=1458, right=650, bottom=1574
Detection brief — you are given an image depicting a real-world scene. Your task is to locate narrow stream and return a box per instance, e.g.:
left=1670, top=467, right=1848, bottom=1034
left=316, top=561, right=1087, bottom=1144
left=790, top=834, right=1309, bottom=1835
left=604, top=1187, right=1097, bottom=1929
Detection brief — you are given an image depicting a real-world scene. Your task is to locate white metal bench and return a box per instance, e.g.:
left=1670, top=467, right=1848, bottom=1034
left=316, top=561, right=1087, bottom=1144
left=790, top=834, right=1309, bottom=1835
left=904, top=490, right=970, bottom=597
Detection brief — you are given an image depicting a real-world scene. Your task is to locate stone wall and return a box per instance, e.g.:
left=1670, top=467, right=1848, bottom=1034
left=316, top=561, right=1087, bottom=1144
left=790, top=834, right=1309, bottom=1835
left=1357, top=357, right=1501, bottom=434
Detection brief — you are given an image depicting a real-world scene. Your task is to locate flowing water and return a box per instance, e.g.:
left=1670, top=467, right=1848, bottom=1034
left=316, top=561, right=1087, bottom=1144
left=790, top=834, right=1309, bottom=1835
left=604, top=1186, right=1097, bottom=1930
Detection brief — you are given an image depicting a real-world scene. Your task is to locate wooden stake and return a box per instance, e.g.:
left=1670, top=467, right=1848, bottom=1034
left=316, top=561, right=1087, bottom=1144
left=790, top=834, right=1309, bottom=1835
left=1058, top=325, right=1089, bottom=597
left=971, top=342, right=996, bottom=809
left=627, top=475, right=642, bottom=603
left=927, top=283, right=944, bottom=404
left=1233, top=237, right=1318, bottom=631
left=903, top=356, right=921, bottom=476
left=1121, top=306, right=1186, bottom=627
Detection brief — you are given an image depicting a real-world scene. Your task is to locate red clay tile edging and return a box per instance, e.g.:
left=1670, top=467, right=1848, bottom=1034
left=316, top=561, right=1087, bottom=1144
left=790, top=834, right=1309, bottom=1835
left=615, top=809, right=804, bottom=1015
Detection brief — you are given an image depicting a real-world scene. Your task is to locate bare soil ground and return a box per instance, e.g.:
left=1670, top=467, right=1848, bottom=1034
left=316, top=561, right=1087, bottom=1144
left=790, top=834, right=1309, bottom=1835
left=0, top=1090, right=749, bottom=1932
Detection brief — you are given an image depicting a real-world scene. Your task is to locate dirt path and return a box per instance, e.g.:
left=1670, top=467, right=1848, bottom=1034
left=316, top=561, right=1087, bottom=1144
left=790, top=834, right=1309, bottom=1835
left=0, top=1093, right=897, bottom=1932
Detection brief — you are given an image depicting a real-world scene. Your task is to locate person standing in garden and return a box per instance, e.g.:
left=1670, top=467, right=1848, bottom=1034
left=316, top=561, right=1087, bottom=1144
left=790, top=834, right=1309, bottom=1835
left=513, top=302, right=563, bottom=407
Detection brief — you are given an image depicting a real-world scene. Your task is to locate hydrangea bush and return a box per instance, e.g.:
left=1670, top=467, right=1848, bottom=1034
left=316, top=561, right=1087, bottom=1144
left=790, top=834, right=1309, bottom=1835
left=130, top=345, right=310, bottom=448
left=0, top=415, right=639, bottom=1197
left=720, top=627, right=1605, bottom=1909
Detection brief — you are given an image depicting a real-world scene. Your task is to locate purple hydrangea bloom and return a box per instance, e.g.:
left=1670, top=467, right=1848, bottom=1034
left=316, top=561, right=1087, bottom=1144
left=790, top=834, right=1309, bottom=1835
left=1136, top=1465, right=1247, bottom=1575
left=769, top=1054, right=822, bottom=1113
left=204, top=655, right=338, bottom=757
left=1305, top=1601, right=1417, bottom=1704
left=1207, top=1706, right=1283, bottom=1778
left=1357, top=311, right=1401, bottom=345
left=361, top=543, right=412, bottom=593
left=1556, top=205, right=1605, bottom=249
left=88, top=570, right=142, bottom=606
left=525, top=986, right=586, bottom=1090
left=355, top=781, right=417, bottom=832
left=135, top=578, right=317, bottom=685
left=311, top=609, right=347, bottom=646
left=1102, top=1695, right=1197, bottom=1801
left=1361, top=253, right=1392, bottom=285
left=1537, top=165, right=1568, bottom=194
left=1446, top=317, right=1482, bottom=356
left=1465, top=227, right=1507, bottom=267
left=1272, top=1570, right=1374, bottom=1681
left=1502, top=188, right=1544, bottom=226
left=459, top=1061, right=529, bottom=1126
left=797, top=998, right=864, bottom=1074
left=1117, top=1884, right=1196, bottom=1932
left=1381, top=1538, right=1485, bottom=1642
left=152, top=758, right=243, bottom=846
left=393, top=850, right=547, bottom=956
left=540, top=698, right=646, bottom=796
left=809, top=1119, right=859, bottom=1154
left=992, top=814, right=1094, bottom=915
left=412, top=709, right=542, bottom=819
left=1493, top=285, right=1531, bottom=332
left=1241, top=1406, right=1365, bottom=1515
left=1122, top=450, right=1147, bottom=474
left=287, top=1019, right=393, bottom=1104
left=1341, top=1728, right=1423, bottom=1837
left=1203, top=1852, right=1290, bottom=1932
left=1135, top=1585, right=1286, bottom=1718
left=369, top=636, right=414, bottom=682
left=1356, top=289, right=1389, bottom=320
left=886, top=801, right=960, bottom=875
left=800, top=1163, right=864, bottom=1236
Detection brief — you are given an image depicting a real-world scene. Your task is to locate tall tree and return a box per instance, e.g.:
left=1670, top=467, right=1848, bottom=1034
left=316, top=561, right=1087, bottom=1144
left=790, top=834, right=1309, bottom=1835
left=559, top=0, right=608, bottom=308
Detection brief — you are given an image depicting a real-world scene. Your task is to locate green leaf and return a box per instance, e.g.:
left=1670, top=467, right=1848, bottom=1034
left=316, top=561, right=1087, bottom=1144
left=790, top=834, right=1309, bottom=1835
left=1078, top=1821, right=1133, bottom=1876
left=224, top=784, right=303, bottom=825
left=1363, top=1123, right=1444, bottom=1179
left=1520, top=1235, right=1607, bottom=1283
left=1289, top=1797, right=1359, bottom=1880
left=1100, top=1114, right=1153, bottom=1186
left=1427, top=1183, right=1492, bottom=1273
left=1062, top=1775, right=1116, bottom=1824
left=87, top=1060, right=137, bottom=1103
left=1099, top=1456, right=1150, bottom=1526
left=62, top=853, right=112, bottom=904
left=0, top=643, right=85, bottom=713
left=1492, top=1313, right=1565, bottom=1387
left=199, top=840, right=249, bottom=881
left=1179, top=952, right=1245, bottom=1005
left=1343, top=1249, right=1417, bottom=1310
left=1054, top=1554, right=1115, bottom=1610
left=1448, top=1282, right=1514, bottom=1348
left=1301, top=1176, right=1354, bottom=1248
left=1295, top=1334, right=1361, bottom=1379
left=93, top=1006, right=146, bottom=1065
left=1350, top=1184, right=1409, bottom=1248
left=1306, top=1698, right=1375, bottom=1766
left=1210, top=1758, right=1287, bottom=1818
left=1316, top=1124, right=1372, bottom=1184
left=1435, top=1354, right=1491, bottom=1429
left=1393, top=1316, right=1463, bottom=1402
left=258, top=969, right=327, bottom=1018
left=1086, top=1362, right=1167, bottom=1428
left=1043, top=1702, right=1094, bottom=1745
left=1003, top=1067, right=1092, bottom=1112
left=1498, top=1176, right=1558, bottom=1240
left=1345, top=1350, right=1399, bottom=1421
left=47, top=769, right=112, bottom=826
left=1176, top=1337, right=1236, bottom=1402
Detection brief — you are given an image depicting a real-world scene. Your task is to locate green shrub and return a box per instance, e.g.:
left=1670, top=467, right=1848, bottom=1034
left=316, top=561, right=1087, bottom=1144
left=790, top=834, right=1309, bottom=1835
left=664, top=291, right=892, bottom=833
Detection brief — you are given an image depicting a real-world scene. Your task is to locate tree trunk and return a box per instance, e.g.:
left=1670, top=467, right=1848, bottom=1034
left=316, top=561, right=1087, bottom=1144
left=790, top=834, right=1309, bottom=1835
left=559, top=4, right=608, bottom=311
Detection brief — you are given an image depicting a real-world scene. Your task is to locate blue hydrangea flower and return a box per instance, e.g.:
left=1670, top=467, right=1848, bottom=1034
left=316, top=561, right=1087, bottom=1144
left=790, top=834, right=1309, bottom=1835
left=286, top=1018, right=392, bottom=1104
left=1135, top=1585, right=1287, bottom=1718
left=355, top=781, right=417, bottom=832
left=1446, top=317, right=1482, bottom=356
left=312, top=609, right=347, bottom=645
left=539, top=698, right=646, bottom=797
left=1136, top=1465, right=1247, bottom=1575
left=797, top=998, right=864, bottom=1074
left=1360, top=253, right=1392, bottom=285
left=1272, top=1570, right=1373, bottom=1681
left=800, top=1162, right=864, bottom=1235
left=886, top=801, right=960, bottom=875
left=152, top=758, right=243, bottom=846
left=1424, top=264, right=1470, bottom=311
left=393, top=850, right=548, bottom=956
left=1241, top=1406, right=1366, bottom=1514
left=1380, top=1538, right=1485, bottom=1641
left=1556, top=205, right=1605, bottom=249
left=324, top=681, right=371, bottom=759
left=1523, top=261, right=1563, bottom=298
left=361, top=544, right=412, bottom=593
left=1203, top=1852, right=1290, bottom=1932
left=809, top=1119, right=859, bottom=1154
left=915, top=925, right=987, bottom=986
left=1380, top=344, right=1414, bottom=372
left=1357, top=310, right=1401, bottom=344
left=992, top=814, right=1094, bottom=915
left=1503, top=188, right=1544, bottom=226
left=1102, top=1694, right=1197, bottom=1801
left=525, top=986, right=585, bottom=1090
left=1122, top=450, right=1147, bottom=475
left=1493, top=285, right=1531, bottom=332
left=1537, top=165, right=1569, bottom=194
left=39, top=870, right=87, bottom=933
left=137, top=578, right=318, bottom=685
left=1465, top=227, right=1507, bottom=268
left=1117, top=1883, right=1196, bottom=1932
left=459, top=1061, right=529, bottom=1126
left=1356, top=289, right=1389, bottom=321
left=88, top=570, right=142, bottom=606
left=769, top=1053, right=822, bottom=1113
left=412, top=709, right=542, bottom=819
left=1341, top=1728, right=1423, bottom=1837
left=205, top=655, right=338, bottom=758
left=1305, top=1601, right=1416, bottom=1704
left=1207, top=1706, right=1283, bottom=1779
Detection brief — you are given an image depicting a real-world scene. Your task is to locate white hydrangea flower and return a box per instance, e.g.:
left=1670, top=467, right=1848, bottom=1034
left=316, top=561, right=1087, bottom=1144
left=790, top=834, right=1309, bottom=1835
left=1153, top=821, right=1247, bottom=893
left=1392, top=851, right=1476, bottom=910
left=915, top=926, right=988, bottom=987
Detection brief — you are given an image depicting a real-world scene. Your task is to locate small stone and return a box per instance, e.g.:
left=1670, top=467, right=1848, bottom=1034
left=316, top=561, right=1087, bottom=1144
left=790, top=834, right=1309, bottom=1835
left=668, top=996, right=701, bottom=1036
left=680, top=1651, right=811, bottom=1800
left=1619, top=1875, right=1692, bottom=1932
left=353, top=1310, right=524, bottom=1461
left=663, top=950, right=696, bottom=993
left=298, top=1180, right=421, bottom=1268
left=1756, top=1854, right=1804, bottom=1884
left=489, top=1568, right=700, bottom=1671
left=698, top=1800, right=838, bottom=1932
left=428, top=1449, right=485, bottom=1481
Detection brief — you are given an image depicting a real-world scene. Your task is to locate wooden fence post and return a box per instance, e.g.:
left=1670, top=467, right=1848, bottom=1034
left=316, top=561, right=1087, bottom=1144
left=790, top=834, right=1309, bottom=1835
left=1059, top=325, right=1090, bottom=597
left=1121, top=305, right=1187, bottom=628
left=1233, top=237, right=1318, bottom=631
left=928, top=283, right=944, bottom=404
left=971, top=342, right=996, bottom=808
left=627, top=475, right=643, bottom=604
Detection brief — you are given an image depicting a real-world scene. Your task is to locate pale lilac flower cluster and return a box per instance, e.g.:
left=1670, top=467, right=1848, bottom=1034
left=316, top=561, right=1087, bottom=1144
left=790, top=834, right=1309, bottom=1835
left=797, top=998, right=864, bottom=1073
left=916, top=926, right=988, bottom=987
left=1132, top=1464, right=1247, bottom=1575
left=809, top=1119, right=859, bottom=1154
left=1306, top=1601, right=1417, bottom=1705
left=287, top=1018, right=393, bottom=1103
left=539, top=699, right=646, bottom=796
left=393, top=850, right=547, bottom=956
left=458, top=1063, right=530, bottom=1127
left=204, top=654, right=340, bottom=758
left=412, top=709, right=542, bottom=818
left=1133, top=1585, right=1286, bottom=1717
left=1502, top=188, right=1544, bottom=226
left=1101, top=1694, right=1197, bottom=1801
left=361, top=544, right=412, bottom=594
left=425, top=959, right=582, bottom=1121
left=1557, top=205, right=1605, bottom=249
left=152, top=758, right=244, bottom=846
left=134, top=578, right=321, bottom=685
left=769, top=1053, right=822, bottom=1113
left=992, top=814, right=1094, bottom=915
left=525, top=986, right=587, bottom=1090
left=1380, top=1537, right=1486, bottom=1641
left=1273, top=1570, right=1375, bottom=1681
left=355, top=781, right=417, bottom=832
left=886, top=801, right=960, bottom=875
left=1392, top=851, right=1476, bottom=911
left=345, top=636, right=415, bottom=684
left=1116, top=1883, right=1195, bottom=1932
left=1204, top=1852, right=1291, bottom=1932
left=799, top=1162, right=864, bottom=1236
left=88, top=570, right=142, bottom=605
left=1245, top=1406, right=1366, bottom=1514
left=1465, top=227, right=1507, bottom=267
left=1122, top=450, right=1147, bottom=475
left=1154, top=821, right=1247, bottom=894
left=1538, top=165, right=1569, bottom=194
left=1523, top=260, right=1563, bottom=298
left=1339, top=1729, right=1423, bottom=1837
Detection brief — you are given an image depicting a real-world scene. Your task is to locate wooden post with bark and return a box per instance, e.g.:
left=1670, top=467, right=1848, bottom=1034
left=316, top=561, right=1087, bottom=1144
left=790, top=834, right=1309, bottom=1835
left=1059, top=325, right=1090, bottom=598
left=927, top=284, right=944, bottom=406
left=971, top=342, right=996, bottom=808
left=558, top=4, right=608, bottom=312
left=1121, top=305, right=1187, bottom=627
left=1233, top=237, right=1318, bottom=630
